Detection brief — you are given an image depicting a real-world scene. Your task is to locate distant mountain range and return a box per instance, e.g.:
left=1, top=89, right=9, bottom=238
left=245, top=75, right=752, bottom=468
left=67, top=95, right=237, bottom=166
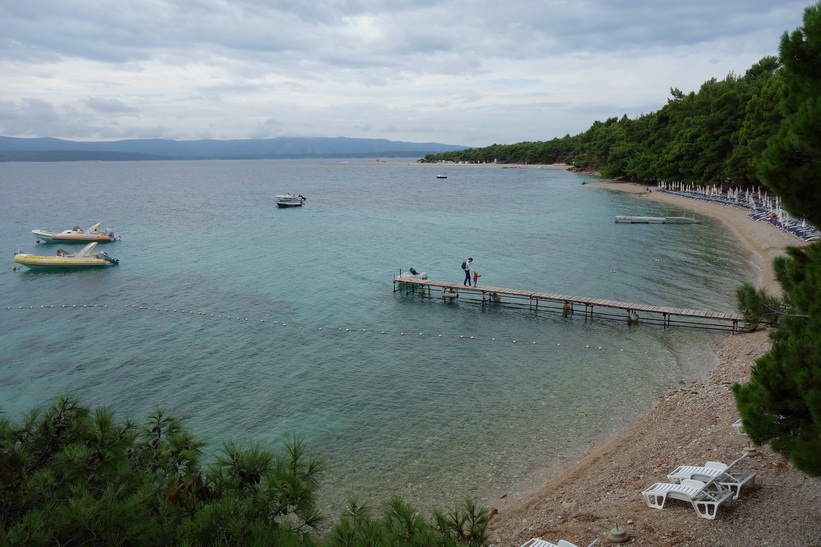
left=0, top=136, right=467, bottom=162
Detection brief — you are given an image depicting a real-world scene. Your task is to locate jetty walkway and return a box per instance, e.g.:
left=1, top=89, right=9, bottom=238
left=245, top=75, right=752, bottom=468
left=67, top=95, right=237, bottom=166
left=393, top=277, right=743, bottom=333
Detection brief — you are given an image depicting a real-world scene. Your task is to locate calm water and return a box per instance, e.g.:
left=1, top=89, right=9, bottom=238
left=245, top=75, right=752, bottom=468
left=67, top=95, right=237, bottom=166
left=0, top=159, right=754, bottom=516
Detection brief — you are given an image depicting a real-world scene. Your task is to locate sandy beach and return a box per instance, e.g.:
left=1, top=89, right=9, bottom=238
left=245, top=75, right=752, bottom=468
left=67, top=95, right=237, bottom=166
left=487, top=181, right=821, bottom=546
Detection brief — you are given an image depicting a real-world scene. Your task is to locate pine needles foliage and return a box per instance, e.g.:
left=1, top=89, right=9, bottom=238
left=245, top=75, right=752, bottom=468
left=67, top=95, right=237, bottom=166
left=733, top=2, right=821, bottom=478
left=0, top=397, right=491, bottom=545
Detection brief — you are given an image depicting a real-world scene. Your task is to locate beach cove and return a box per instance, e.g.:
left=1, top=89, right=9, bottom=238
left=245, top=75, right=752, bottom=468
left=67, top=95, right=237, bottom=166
left=487, top=180, right=821, bottom=546
left=0, top=161, right=815, bottom=544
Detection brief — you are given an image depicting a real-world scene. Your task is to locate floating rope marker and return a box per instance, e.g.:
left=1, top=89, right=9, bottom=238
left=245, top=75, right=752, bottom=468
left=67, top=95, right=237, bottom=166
left=491, top=338, right=496, bottom=341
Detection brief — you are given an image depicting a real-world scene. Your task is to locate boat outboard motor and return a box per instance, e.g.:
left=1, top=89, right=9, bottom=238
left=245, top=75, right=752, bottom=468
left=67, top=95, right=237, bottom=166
left=56, top=248, right=70, bottom=257
left=409, top=268, right=419, bottom=275
left=96, top=252, right=119, bottom=265
left=299, top=195, right=306, bottom=201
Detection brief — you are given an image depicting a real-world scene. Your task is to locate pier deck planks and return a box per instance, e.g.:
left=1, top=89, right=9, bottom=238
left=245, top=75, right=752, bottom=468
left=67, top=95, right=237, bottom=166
left=393, top=278, right=742, bottom=332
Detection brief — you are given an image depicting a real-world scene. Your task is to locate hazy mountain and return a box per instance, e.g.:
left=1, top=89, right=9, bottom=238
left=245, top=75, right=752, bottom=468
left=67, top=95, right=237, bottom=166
left=0, top=136, right=466, bottom=161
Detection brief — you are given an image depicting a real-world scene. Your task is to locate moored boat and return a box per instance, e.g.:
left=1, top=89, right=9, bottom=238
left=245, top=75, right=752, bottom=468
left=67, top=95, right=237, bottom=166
left=395, top=267, right=428, bottom=280
left=32, top=222, right=118, bottom=242
left=14, top=242, right=119, bottom=269
left=275, top=194, right=306, bottom=208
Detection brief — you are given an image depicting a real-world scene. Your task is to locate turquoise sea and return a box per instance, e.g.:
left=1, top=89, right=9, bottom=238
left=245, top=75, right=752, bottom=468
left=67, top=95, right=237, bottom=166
left=0, top=159, right=754, bottom=516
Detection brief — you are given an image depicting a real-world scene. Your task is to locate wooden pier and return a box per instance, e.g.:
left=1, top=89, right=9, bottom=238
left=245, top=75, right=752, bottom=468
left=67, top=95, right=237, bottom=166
left=393, top=278, right=743, bottom=333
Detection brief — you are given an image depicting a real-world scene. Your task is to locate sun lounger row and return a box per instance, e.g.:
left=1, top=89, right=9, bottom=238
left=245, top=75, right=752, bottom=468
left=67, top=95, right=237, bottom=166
left=656, top=188, right=821, bottom=241
left=641, top=453, right=755, bottom=519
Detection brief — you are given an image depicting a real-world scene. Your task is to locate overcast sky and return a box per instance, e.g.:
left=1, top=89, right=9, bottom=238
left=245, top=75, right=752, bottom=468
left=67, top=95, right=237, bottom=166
left=0, top=1, right=812, bottom=147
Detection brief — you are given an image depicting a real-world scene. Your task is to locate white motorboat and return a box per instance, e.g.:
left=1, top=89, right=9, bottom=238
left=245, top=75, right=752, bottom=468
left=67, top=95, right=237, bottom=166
left=14, top=242, right=119, bottom=269
left=436, top=174, right=448, bottom=179
left=395, top=268, right=428, bottom=280
left=276, top=194, right=306, bottom=208
left=32, top=222, right=118, bottom=242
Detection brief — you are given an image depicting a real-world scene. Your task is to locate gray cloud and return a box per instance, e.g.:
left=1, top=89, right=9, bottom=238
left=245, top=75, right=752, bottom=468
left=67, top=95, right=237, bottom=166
left=0, top=0, right=811, bottom=146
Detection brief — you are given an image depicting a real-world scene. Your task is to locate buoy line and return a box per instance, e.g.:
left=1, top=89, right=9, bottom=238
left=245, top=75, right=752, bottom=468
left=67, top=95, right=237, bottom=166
left=2, top=303, right=625, bottom=352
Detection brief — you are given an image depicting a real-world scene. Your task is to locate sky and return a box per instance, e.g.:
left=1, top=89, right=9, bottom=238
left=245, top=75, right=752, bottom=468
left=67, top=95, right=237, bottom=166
left=0, top=1, right=813, bottom=148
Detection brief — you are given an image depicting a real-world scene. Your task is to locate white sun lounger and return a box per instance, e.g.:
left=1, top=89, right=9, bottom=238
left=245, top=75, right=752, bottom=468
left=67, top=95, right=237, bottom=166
left=519, top=538, right=581, bottom=547
left=520, top=539, right=560, bottom=547
left=666, top=452, right=756, bottom=499
left=642, top=478, right=734, bottom=519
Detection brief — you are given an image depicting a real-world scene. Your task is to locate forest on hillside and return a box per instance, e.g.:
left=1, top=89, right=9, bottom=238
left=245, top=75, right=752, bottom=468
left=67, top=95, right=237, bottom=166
left=420, top=56, right=782, bottom=188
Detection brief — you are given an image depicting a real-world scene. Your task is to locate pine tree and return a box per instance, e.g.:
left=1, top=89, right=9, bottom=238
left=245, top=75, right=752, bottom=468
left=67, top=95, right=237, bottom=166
left=733, top=2, right=821, bottom=477
left=758, top=2, right=821, bottom=228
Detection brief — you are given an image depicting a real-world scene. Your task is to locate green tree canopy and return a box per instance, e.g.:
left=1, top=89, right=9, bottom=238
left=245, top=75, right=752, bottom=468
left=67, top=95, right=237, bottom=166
left=733, top=2, right=821, bottom=478
left=758, top=2, right=821, bottom=228
left=0, top=396, right=491, bottom=545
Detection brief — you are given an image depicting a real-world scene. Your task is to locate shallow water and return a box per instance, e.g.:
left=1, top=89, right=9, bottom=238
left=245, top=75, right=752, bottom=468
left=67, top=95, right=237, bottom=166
left=0, top=159, right=754, bottom=515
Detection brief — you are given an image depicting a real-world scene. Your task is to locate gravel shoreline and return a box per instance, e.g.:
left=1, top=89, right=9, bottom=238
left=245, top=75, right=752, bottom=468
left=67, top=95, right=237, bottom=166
left=486, top=181, right=821, bottom=546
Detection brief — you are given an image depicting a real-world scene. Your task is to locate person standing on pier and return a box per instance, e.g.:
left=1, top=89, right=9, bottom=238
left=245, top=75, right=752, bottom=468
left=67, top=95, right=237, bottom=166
left=462, top=257, right=473, bottom=286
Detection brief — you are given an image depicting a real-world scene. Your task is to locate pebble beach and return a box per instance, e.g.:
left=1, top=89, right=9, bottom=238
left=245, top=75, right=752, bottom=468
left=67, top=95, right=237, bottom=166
left=486, top=180, right=821, bottom=547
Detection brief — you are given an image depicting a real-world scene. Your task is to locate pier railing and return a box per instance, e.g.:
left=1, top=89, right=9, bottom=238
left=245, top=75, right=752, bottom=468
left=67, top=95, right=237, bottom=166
left=393, top=278, right=742, bottom=333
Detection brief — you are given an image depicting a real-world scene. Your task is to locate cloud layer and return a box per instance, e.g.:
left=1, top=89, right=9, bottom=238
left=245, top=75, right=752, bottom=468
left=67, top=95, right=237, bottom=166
left=0, top=0, right=811, bottom=146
